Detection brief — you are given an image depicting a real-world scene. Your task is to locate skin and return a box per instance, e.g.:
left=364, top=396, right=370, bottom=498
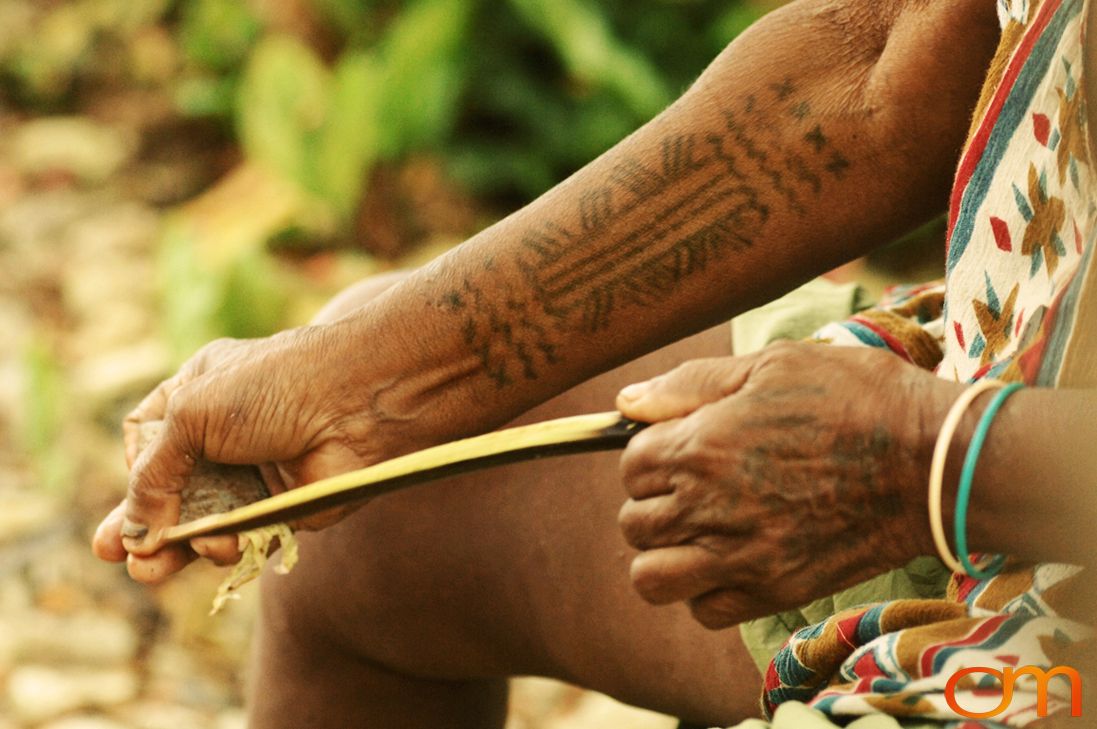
left=615, top=347, right=1097, bottom=629
left=96, top=0, right=1001, bottom=581
left=90, top=0, right=1097, bottom=724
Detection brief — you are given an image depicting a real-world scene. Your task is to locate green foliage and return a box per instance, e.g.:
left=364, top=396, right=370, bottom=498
left=178, top=0, right=261, bottom=71
left=218, top=0, right=766, bottom=221
left=507, top=0, right=670, bottom=118
left=174, top=0, right=262, bottom=117
left=236, top=0, right=471, bottom=220
left=237, top=35, right=334, bottom=194
left=19, top=339, right=72, bottom=494
left=159, top=223, right=291, bottom=362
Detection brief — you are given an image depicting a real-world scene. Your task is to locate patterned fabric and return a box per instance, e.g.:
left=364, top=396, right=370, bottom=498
left=761, top=0, right=1097, bottom=726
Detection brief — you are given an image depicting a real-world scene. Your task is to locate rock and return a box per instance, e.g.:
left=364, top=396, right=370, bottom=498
left=0, top=490, right=62, bottom=545
left=213, top=709, right=247, bottom=729
left=40, top=716, right=129, bottom=729
left=70, top=338, right=171, bottom=406
left=10, top=118, right=136, bottom=183
left=7, top=665, right=138, bottom=724
left=144, top=643, right=238, bottom=710
left=0, top=189, right=92, bottom=250
left=118, top=700, right=211, bottom=729
left=508, top=677, right=581, bottom=723
left=543, top=690, right=677, bottom=729
left=0, top=609, right=139, bottom=665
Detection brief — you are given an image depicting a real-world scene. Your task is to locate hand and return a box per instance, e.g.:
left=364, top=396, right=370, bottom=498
left=615, top=341, right=961, bottom=629
left=92, top=325, right=383, bottom=584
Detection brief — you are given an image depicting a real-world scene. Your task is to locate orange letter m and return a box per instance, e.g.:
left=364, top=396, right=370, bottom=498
left=945, top=665, right=1082, bottom=719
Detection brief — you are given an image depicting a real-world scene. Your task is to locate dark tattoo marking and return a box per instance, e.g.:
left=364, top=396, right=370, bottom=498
left=579, top=189, right=614, bottom=232
left=446, top=88, right=854, bottom=387
left=825, top=151, right=851, bottom=178
left=786, top=154, right=823, bottom=194
left=804, top=124, right=827, bottom=152
left=769, top=78, right=795, bottom=101
left=735, top=422, right=907, bottom=573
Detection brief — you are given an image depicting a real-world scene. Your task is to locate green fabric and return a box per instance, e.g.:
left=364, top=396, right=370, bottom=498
left=738, top=557, right=951, bottom=673
left=730, top=278, right=868, bottom=356
left=729, top=279, right=950, bottom=674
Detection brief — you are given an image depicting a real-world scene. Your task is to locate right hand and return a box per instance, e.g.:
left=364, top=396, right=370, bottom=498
left=92, top=324, right=385, bottom=584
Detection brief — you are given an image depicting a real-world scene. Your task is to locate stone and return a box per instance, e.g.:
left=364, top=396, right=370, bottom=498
left=0, top=490, right=62, bottom=545
left=118, top=701, right=210, bottom=729
left=544, top=691, right=677, bottom=729
left=213, top=709, right=247, bottom=729
left=10, top=118, right=136, bottom=183
left=40, top=716, right=129, bottom=729
left=0, top=609, right=139, bottom=665
left=7, top=665, right=138, bottom=724
left=70, top=338, right=171, bottom=407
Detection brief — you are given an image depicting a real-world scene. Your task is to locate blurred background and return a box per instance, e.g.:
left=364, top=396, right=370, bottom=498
left=0, top=1, right=803, bottom=727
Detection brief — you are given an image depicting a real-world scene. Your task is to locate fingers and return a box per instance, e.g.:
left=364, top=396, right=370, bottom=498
left=191, top=536, right=243, bottom=567
left=687, top=588, right=759, bottom=630
left=618, top=423, right=681, bottom=499
left=616, top=356, right=754, bottom=423
left=122, top=416, right=198, bottom=558
left=123, top=372, right=187, bottom=468
left=92, top=501, right=128, bottom=563
left=127, top=547, right=197, bottom=585
left=629, top=545, right=725, bottom=605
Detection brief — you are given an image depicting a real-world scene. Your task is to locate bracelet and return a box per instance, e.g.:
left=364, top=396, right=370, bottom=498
left=954, top=382, right=1023, bottom=579
left=928, top=379, right=1005, bottom=574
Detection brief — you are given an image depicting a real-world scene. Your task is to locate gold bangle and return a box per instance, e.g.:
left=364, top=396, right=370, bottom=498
left=928, top=379, right=1005, bottom=574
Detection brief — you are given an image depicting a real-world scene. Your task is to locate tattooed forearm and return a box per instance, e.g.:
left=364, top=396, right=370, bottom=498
left=445, top=79, right=855, bottom=387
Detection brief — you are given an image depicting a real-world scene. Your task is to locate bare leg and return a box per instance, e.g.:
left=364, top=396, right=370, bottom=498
left=249, top=275, right=760, bottom=728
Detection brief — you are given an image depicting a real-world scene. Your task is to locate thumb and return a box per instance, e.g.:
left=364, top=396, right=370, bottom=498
left=122, top=414, right=198, bottom=557
left=616, top=356, right=753, bottom=422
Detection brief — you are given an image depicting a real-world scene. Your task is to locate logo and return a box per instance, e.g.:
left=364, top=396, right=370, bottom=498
left=944, top=665, right=1082, bottom=719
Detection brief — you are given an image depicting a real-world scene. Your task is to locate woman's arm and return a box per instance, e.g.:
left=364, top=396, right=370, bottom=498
left=103, top=0, right=1001, bottom=581
left=957, top=387, right=1097, bottom=570
left=329, top=0, right=1001, bottom=451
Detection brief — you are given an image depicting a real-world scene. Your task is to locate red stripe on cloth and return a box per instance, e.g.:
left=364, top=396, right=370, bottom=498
left=850, top=315, right=913, bottom=362
left=919, top=615, right=1012, bottom=678
left=947, top=0, right=1064, bottom=238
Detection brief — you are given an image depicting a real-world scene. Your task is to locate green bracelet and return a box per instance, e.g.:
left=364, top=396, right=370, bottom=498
left=955, top=382, right=1024, bottom=579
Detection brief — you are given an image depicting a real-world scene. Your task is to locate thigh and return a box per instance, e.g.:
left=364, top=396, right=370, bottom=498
left=259, top=323, right=763, bottom=725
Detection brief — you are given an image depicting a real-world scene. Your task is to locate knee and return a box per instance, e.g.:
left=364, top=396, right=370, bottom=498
left=255, top=509, right=511, bottom=680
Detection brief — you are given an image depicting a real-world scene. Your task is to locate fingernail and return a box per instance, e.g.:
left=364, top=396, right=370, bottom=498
left=619, top=382, right=651, bottom=402
left=120, top=520, right=148, bottom=541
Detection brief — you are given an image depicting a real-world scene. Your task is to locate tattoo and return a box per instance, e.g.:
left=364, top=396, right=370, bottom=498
left=804, top=125, right=827, bottom=152
left=445, top=83, right=854, bottom=387
left=769, top=78, right=796, bottom=101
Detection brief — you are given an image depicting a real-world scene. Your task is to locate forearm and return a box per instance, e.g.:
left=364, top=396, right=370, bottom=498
left=331, top=0, right=999, bottom=448
left=953, top=388, right=1097, bottom=569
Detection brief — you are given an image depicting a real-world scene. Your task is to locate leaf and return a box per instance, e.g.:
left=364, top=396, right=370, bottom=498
left=236, top=35, right=330, bottom=193
left=507, top=0, right=671, bottom=118
left=311, top=51, right=384, bottom=216
left=373, top=0, right=473, bottom=158
left=19, top=339, right=72, bottom=494
left=179, top=0, right=261, bottom=71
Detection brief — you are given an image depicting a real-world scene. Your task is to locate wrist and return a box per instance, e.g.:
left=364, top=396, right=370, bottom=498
left=900, top=373, right=971, bottom=562
left=313, top=301, right=494, bottom=461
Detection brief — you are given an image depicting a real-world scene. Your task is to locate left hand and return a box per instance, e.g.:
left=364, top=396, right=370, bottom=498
left=615, top=340, right=962, bottom=629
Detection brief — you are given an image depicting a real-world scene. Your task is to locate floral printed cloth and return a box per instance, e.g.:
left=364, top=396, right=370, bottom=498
left=759, top=0, right=1097, bottom=725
